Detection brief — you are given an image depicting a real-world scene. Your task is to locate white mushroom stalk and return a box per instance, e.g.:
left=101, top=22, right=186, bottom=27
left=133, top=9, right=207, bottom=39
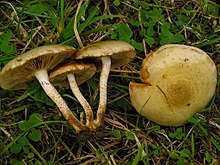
left=74, top=41, right=136, bottom=129
left=49, top=61, right=96, bottom=130
left=34, top=69, right=85, bottom=132
left=67, top=73, right=94, bottom=128
left=94, top=56, right=111, bottom=127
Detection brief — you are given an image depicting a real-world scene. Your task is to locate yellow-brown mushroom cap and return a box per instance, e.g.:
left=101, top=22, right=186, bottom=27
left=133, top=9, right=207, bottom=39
left=74, top=40, right=136, bottom=70
left=49, top=61, right=96, bottom=88
left=129, top=44, right=217, bottom=126
left=0, top=45, right=76, bottom=90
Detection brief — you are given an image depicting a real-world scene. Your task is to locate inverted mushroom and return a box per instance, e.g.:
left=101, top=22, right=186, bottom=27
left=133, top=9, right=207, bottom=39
left=75, top=40, right=136, bottom=128
left=129, top=44, right=217, bottom=126
left=49, top=61, right=96, bottom=129
left=0, top=45, right=86, bottom=132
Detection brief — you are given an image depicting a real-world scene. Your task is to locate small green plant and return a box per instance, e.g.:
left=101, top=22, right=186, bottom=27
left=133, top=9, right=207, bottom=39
left=109, top=23, right=144, bottom=51
left=113, top=0, right=121, bottom=7
left=205, top=151, right=218, bottom=165
left=0, top=31, right=16, bottom=65
left=169, top=127, right=185, bottom=140
left=111, top=129, right=137, bottom=141
left=169, top=148, right=191, bottom=165
left=10, top=113, right=43, bottom=155
left=0, top=31, right=16, bottom=55
left=159, top=22, right=184, bottom=45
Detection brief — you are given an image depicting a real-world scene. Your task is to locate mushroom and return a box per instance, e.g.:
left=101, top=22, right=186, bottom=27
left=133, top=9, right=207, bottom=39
left=129, top=44, right=217, bottom=126
left=0, top=45, right=86, bottom=132
left=75, top=40, right=136, bottom=128
left=49, top=61, right=96, bottom=129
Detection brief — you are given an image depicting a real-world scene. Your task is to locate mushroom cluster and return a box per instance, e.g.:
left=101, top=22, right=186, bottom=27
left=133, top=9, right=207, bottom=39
left=75, top=40, right=136, bottom=128
left=129, top=44, right=217, bottom=126
left=0, top=41, right=136, bottom=132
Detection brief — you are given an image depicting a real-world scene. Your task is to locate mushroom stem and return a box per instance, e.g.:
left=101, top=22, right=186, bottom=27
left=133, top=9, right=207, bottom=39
left=34, top=69, right=85, bottom=132
left=67, top=73, right=94, bottom=128
left=94, top=56, right=111, bottom=127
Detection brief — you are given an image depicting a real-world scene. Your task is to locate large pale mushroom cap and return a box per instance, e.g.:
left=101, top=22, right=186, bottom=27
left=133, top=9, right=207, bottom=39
left=129, top=44, right=217, bottom=126
left=75, top=40, right=136, bottom=70
left=0, top=45, right=76, bottom=90
left=49, top=61, right=96, bottom=88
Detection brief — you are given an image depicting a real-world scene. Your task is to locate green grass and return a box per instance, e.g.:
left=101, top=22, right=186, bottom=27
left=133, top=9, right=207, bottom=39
left=0, top=0, right=220, bottom=164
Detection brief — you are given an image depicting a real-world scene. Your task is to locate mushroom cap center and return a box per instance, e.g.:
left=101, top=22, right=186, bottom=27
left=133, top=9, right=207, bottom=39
left=165, top=79, right=192, bottom=107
